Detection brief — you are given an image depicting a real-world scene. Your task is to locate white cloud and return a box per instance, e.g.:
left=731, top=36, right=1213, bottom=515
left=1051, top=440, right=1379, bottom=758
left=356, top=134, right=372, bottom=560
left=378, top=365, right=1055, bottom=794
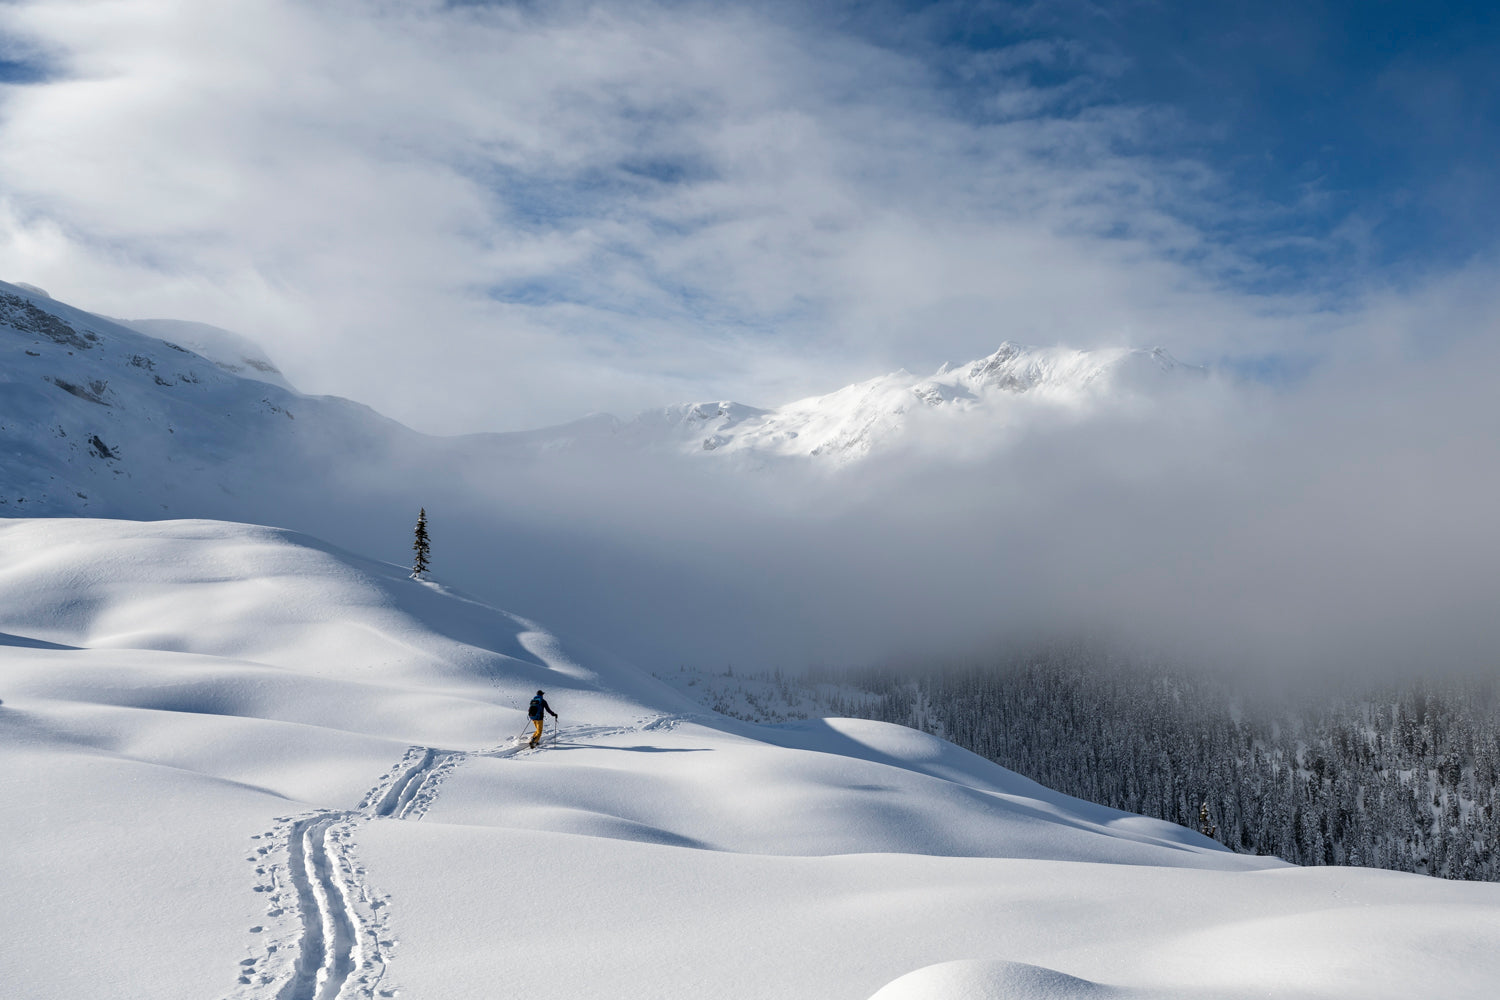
left=0, top=0, right=1359, bottom=432
left=453, top=276, right=1500, bottom=675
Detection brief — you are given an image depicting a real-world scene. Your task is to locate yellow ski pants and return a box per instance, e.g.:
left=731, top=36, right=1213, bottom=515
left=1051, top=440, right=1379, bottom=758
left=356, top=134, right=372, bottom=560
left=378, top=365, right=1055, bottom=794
left=530, top=718, right=544, bottom=745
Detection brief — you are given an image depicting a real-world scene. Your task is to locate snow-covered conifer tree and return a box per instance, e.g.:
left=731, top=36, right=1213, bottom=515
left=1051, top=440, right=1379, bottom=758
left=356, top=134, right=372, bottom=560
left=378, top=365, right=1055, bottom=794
left=412, top=507, right=431, bottom=578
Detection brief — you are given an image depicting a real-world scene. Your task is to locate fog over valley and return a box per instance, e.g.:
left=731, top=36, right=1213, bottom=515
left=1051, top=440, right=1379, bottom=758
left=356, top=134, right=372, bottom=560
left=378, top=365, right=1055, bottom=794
left=4, top=277, right=1497, bottom=681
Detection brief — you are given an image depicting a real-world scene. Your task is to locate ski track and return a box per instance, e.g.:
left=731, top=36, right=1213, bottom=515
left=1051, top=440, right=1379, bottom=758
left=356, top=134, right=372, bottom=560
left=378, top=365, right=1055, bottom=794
left=227, top=745, right=457, bottom=1000
left=226, top=719, right=678, bottom=999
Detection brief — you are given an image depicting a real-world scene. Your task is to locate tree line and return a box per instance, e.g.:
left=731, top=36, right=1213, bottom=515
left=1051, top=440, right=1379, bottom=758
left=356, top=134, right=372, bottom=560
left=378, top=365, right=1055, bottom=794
left=693, top=648, right=1500, bottom=881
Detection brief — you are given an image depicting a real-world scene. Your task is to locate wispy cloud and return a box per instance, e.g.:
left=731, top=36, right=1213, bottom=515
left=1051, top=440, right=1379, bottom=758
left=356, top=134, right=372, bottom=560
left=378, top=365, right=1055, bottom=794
left=0, top=0, right=1477, bottom=432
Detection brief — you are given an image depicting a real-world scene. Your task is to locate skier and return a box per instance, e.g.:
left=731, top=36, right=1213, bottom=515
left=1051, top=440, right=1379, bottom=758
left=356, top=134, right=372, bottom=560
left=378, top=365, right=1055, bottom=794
left=527, top=690, right=557, bottom=748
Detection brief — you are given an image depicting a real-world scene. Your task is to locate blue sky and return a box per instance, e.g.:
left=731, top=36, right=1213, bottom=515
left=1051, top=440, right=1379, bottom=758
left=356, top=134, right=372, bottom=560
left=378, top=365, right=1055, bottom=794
left=0, top=0, right=1495, bottom=430
left=831, top=0, right=1500, bottom=286
left=1099, top=0, right=1497, bottom=277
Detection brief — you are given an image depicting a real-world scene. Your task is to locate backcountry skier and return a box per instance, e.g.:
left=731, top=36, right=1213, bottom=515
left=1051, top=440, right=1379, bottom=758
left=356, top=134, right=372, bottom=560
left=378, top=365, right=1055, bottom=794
left=528, top=690, right=557, bottom=748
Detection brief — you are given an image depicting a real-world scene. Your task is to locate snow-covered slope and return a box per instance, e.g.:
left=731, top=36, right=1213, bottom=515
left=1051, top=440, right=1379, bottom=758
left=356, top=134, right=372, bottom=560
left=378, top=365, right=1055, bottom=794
left=494, top=343, right=1196, bottom=465
left=120, top=317, right=296, bottom=391
left=0, top=278, right=416, bottom=520
left=3, top=518, right=1496, bottom=999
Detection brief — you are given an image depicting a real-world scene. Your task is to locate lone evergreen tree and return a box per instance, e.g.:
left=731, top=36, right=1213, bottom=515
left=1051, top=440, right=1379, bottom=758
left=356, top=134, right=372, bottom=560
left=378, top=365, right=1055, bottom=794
left=411, top=507, right=431, bottom=578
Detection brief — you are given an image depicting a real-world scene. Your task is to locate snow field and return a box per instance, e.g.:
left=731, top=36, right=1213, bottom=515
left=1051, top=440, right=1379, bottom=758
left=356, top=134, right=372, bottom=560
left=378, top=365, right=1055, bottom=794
left=2, top=518, right=1498, bottom=999
left=424, top=719, right=1261, bottom=864
left=358, top=815, right=1500, bottom=1000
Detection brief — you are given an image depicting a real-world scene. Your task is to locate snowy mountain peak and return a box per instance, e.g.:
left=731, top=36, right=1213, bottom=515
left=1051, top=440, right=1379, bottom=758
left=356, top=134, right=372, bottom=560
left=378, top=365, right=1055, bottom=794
left=953, top=341, right=1182, bottom=395
left=0, top=279, right=1201, bottom=527
left=655, top=399, right=772, bottom=435
left=551, top=341, right=1200, bottom=464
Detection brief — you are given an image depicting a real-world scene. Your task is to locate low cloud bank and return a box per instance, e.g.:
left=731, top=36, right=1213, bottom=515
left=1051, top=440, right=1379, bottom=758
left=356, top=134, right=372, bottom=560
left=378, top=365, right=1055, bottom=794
left=401, top=299, right=1498, bottom=681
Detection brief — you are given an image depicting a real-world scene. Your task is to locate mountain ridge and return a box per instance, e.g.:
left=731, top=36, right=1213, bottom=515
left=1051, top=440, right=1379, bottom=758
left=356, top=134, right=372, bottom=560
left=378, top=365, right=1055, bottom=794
left=1, top=278, right=1200, bottom=516
left=0, top=278, right=1211, bottom=669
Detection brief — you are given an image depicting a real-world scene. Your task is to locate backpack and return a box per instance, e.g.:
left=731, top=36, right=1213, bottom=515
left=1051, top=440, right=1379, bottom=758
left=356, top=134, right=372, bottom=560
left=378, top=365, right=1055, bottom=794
left=528, top=696, right=544, bottom=721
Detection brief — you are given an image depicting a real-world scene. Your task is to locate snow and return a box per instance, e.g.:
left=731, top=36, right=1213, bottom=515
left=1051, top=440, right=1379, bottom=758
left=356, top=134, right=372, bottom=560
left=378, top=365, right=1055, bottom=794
left=867, top=960, right=1131, bottom=999
left=120, top=317, right=294, bottom=391
left=2, top=283, right=1497, bottom=997
left=2, top=517, right=1497, bottom=999
left=0, top=278, right=416, bottom=522
left=12, top=281, right=51, bottom=299
left=552, top=343, right=1196, bottom=464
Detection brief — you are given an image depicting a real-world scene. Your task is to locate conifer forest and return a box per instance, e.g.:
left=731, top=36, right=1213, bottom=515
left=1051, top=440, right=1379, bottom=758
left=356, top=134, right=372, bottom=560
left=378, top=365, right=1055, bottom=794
left=688, top=651, right=1500, bottom=881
